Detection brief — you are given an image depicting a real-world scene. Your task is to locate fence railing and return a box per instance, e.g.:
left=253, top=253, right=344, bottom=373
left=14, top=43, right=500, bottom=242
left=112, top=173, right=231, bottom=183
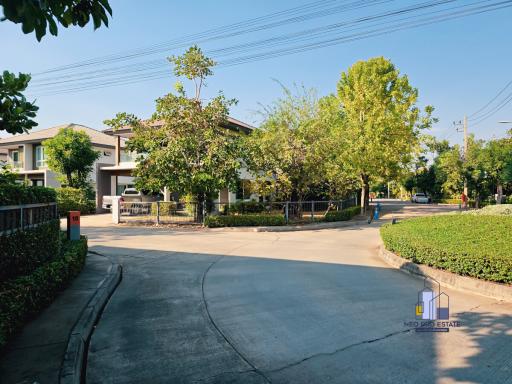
left=118, top=198, right=357, bottom=225
left=0, top=202, right=58, bottom=234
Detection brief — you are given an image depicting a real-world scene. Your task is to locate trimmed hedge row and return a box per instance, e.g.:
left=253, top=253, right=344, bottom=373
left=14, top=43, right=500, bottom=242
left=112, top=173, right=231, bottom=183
left=380, top=215, right=512, bottom=284
left=205, top=214, right=285, bottom=227
left=0, top=184, right=56, bottom=206
left=56, top=187, right=96, bottom=216
left=0, top=220, right=61, bottom=283
left=324, top=206, right=361, bottom=222
left=0, top=236, right=88, bottom=349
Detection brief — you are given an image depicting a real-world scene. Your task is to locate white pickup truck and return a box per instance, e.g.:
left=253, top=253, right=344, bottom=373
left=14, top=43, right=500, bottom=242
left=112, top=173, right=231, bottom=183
left=102, top=188, right=160, bottom=210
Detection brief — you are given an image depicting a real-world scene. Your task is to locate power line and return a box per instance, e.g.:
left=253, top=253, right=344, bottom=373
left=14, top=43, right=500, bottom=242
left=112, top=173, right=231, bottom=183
left=27, top=0, right=511, bottom=96
left=468, top=79, right=512, bottom=121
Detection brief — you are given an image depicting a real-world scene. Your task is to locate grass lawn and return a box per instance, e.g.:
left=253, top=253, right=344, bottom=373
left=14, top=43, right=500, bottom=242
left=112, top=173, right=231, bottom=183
left=380, top=215, right=512, bottom=284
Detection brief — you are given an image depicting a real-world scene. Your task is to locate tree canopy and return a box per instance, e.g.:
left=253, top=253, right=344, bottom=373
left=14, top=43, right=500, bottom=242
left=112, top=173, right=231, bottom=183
left=0, top=71, right=38, bottom=134
left=105, top=46, right=243, bottom=217
left=329, top=57, right=436, bottom=210
left=43, top=127, right=100, bottom=188
left=1, top=0, right=112, bottom=41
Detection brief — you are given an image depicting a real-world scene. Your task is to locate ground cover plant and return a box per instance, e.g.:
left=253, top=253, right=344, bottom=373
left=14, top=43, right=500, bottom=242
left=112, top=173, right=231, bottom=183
left=381, top=215, right=512, bottom=284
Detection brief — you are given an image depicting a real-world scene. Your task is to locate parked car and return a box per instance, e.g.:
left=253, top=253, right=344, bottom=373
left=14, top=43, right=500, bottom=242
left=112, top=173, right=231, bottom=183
left=102, top=188, right=161, bottom=211
left=411, top=193, right=432, bottom=204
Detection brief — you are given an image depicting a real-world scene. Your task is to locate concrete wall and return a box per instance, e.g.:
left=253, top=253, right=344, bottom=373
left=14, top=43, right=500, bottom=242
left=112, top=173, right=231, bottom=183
left=23, top=144, right=33, bottom=171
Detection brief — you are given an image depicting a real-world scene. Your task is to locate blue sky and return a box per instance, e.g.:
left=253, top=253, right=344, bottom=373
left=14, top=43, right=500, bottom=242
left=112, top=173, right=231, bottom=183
left=1, top=0, right=512, bottom=144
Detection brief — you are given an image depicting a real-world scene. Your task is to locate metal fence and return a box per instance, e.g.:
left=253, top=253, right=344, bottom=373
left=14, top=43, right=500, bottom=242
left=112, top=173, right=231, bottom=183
left=118, top=198, right=357, bottom=225
left=119, top=201, right=199, bottom=224
left=0, top=202, right=59, bottom=234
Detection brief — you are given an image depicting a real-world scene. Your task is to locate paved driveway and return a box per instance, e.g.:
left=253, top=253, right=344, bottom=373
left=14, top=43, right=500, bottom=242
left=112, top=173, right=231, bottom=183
left=83, top=203, right=512, bottom=384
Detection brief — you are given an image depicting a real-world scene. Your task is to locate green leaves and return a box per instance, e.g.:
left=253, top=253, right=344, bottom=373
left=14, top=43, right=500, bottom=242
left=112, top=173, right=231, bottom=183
left=0, top=71, right=38, bottom=134
left=0, top=0, right=112, bottom=41
left=381, top=215, right=512, bottom=283
left=42, top=127, right=100, bottom=188
left=106, top=46, right=242, bottom=204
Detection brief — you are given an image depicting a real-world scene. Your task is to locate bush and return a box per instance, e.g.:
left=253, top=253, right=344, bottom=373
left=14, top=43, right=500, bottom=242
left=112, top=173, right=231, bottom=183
left=56, top=187, right=96, bottom=216
left=380, top=215, right=512, bottom=284
left=205, top=214, right=285, bottom=227
left=0, top=184, right=56, bottom=205
left=229, top=200, right=266, bottom=214
left=0, top=220, right=61, bottom=283
left=150, top=201, right=178, bottom=216
left=324, top=206, right=361, bottom=222
left=461, top=204, right=512, bottom=216
left=0, top=236, right=88, bottom=349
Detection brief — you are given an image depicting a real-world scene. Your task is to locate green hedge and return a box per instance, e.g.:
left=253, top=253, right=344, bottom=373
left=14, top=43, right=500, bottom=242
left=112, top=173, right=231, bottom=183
left=205, top=214, right=285, bottom=227
left=0, top=184, right=56, bottom=205
left=150, top=201, right=178, bottom=216
left=56, top=187, right=96, bottom=216
left=228, top=200, right=266, bottom=214
left=0, top=236, right=88, bottom=349
left=0, top=220, right=61, bottom=283
left=380, top=215, right=512, bottom=284
left=324, top=206, right=361, bottom=222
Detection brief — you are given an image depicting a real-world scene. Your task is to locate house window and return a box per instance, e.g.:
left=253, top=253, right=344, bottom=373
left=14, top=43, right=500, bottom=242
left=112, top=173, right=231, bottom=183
left=35, top=146, right=47, bottom=168
left=11, top=150, right=22, bottom=168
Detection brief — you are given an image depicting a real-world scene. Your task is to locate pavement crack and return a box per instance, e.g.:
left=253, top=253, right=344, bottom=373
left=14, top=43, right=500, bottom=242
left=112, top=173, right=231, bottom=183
left=268, top=328, right=413, bottom=374
left=201, top=249, right=272, bottom=384
left=192, top=369, right=257, bottom=383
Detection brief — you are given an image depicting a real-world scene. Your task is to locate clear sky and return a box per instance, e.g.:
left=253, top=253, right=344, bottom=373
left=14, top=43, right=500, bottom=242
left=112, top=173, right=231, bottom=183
left=1, top=0, right=511, bottom=144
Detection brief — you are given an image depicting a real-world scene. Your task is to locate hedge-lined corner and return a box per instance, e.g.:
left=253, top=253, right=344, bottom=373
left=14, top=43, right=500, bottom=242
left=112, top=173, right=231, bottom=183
left=56, top=187, right=96, bottom=216
left=0, top=184, right=56, bottom=206
left=205, top=214, right=286, bottom=227
left=324, top=206, right=361, bottom=222
left=380, top=215, right=512, bottom=284
left=0, top=220, right=61, bottom=283
left=0, top=236, right=88, bottom=349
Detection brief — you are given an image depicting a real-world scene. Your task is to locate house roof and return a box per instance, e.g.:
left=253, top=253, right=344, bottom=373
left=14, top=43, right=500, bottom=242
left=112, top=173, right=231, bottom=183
left=102, top=116, right=256, bottom=137
left=0, top=124, right=118, bottom=148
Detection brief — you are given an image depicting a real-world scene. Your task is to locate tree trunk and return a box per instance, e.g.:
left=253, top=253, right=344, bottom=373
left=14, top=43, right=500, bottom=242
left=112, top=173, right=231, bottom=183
left=497, top=184, right=503, bottom=204
left=360, top=174, right=370, bottom=213
left=196, top=192, right=206, bottom=224
left=66, top=173, right=72, bottom=188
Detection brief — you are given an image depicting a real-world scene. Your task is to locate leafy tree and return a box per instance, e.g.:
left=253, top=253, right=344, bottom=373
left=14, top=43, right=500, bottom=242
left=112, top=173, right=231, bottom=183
left=1, top=0, right=112, bottom=41
left=105, top=46, right=242, bottom=220
left=0, top=71, right=38, bottom=134
left=43, top=127, right=100, bottom=188
left=244, top=85, right=327, bottom=202
left=334, top=57, right=435, bottom=211
left=0, top=0, right=112, bottom=134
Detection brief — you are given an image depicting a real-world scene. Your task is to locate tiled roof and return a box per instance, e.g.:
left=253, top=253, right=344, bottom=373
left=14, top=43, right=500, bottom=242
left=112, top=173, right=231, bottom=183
left=0, top=124, right=117, bottom=147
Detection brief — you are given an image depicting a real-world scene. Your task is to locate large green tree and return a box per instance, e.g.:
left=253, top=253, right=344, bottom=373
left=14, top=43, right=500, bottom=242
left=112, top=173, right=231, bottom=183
left=0, top=0, right=112, bottom=134
left=105, top=46, right=243, bottom=219
left=43, top=127, right=100, bottom=188
left=333, top=57, right=435, bottom=211
left=244, top=85, right=328, bottom=202
left=0, top=71, right=38, bottom=134
left=1, top=0, right=112, bottom=40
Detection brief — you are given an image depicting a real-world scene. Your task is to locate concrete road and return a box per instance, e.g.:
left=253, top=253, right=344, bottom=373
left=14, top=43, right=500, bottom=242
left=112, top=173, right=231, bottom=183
left=83, top=202, right=512, bottom=384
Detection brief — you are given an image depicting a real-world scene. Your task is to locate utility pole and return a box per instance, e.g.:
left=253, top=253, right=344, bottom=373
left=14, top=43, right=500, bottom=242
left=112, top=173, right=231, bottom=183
left=463, top=115, right=468, bottom=197
left=454, top=117, right=469, bottom=197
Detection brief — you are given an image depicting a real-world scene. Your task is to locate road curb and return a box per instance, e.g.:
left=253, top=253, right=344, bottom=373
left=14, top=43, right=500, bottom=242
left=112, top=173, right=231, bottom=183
left=59, top=258, right=122, bottom=384
left=377, top=240, right=512, bottom=301
left=208, top=216, right=370, bottom=232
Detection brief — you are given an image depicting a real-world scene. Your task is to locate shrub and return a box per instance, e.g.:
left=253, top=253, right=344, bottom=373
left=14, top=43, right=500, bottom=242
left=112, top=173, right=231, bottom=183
left=205, top=214, right=285, bottom=227
left=56, top=187, right=96, bottom=216
left=0, top=220, right=61, bottom=283
left=150, top=201, right=178, bottom=216
left=229, top=200, right=266, bottom=214
left=0, top=184, right=56, bottom=205
left=0, top=236, right=88, bottom=349
left=380, top=215, right=512, bottom=284
left=324, top=206, right=361, bottom=222
left=461, top=204, right=512, bottom=216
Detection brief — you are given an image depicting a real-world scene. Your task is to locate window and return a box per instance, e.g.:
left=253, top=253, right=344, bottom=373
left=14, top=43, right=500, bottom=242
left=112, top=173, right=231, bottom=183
left=11, top=150, right=22, bottom=168
left=35, top=146, right=47, bottom=168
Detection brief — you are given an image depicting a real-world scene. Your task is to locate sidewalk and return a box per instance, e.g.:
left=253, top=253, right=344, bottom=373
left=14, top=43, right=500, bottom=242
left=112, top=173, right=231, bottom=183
left=0, top=253, right=112, bottom=384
